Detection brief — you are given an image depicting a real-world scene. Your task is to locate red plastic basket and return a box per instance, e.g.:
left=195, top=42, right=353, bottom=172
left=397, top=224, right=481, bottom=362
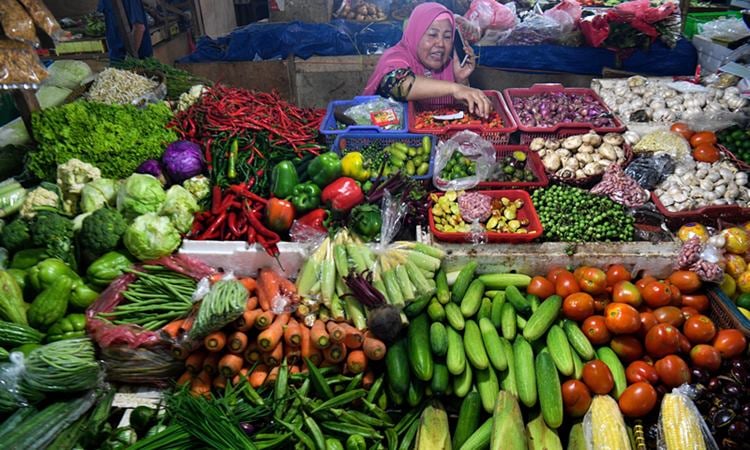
left=477, top=145, right=549, bottom=190
left=651, top=192, right=750, bottom=228
left=428, top=190, right=543, bottom=243
left=407, top=90, right=517, bottom=144
left=503, top=84, right=625, bottom=141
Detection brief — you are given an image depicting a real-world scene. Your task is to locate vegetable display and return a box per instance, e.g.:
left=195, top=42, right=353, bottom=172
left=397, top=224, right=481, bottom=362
left=529, top=131, right=628, bottom=181
left=413, top=108, right=504, bottom=129
left=509, top=92, right=618, bottom=128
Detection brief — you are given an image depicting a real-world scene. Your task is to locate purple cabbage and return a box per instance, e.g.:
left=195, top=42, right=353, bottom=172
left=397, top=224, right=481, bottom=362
left=162, top=141, right=205, bottom=184
left=136, top=159, right=169, bottom=186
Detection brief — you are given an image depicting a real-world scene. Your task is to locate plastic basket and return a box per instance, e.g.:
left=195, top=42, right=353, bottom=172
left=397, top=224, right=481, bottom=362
left=504, top=84, right=625, bottom=141
left=707, top=287, right=750, bottom=337
left=651, top=191, right=750, bottom=228
left=319, top=96, right=408, bottom=146
left=684, top=11, right=742, bottom=39
left=477, top=145, right=549, bottom=190
left=407, top=90, right=516, bottom=144
left=332, top=132, right=436, bottom=180
left=428, top=190, right=543, bottom=243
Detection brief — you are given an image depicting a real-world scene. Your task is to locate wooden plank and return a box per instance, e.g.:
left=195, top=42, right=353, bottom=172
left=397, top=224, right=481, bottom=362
left=176, top=60, right=291, bottom=99
left=11, top=90, right=40, bottom=139
left=196, top=0, right=236, bottom=38
left=294, top=55, right=379, bottom=73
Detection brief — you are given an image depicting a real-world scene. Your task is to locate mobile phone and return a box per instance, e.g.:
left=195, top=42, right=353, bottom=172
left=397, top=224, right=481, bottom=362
left=454, top=28, right=469, bottom=67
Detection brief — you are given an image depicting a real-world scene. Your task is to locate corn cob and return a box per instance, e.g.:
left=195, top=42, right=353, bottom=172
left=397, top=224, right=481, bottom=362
left=588, top=396, right=632, bottom=450
left=660, top=393, right=708, bottom=450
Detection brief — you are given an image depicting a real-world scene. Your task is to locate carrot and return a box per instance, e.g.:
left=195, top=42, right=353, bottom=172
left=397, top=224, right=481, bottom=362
left=340, top=323, right=364, bottom=349
left=289, top=365, right=301, bottom=375
left=362, top=370, right=376, bottom=389
left=162, top=319, right=185, bottom=339
left=176, top=370, right=193, bottom=387
left=239, top=277, right=257, bottom=293
left=264, top=341, right=284, bottom=367
left=300, top=325, right=322, bottom=367
left=284, top=319, right=302, bottom=347
left=244, top=341, right=262, bottom=364
left=213, top=375, right=227, bottom=390
left=249, top=364, right=269, bottom=388
left=265, top=366, right=280, bottom=385
left=246, top=296, right=259, bottom=311
left=185, top=351, right=206, bottom=373
left=218, top=353, right=244, bottom=378
left=326, top=322, right=345, bottom=343
left=257, top=268, right=281, bottom=311
left=255, top=311, right=276, bottom=330
left=257, top=314, right=289, bottom=351
left=232, top=368, right=249, bottom=385
left=323, top=342, right=347, bottom=364
left=286, top=347, right=301, bottom=363
left=209, top=273, right=224, bottom=284
left=362, top=336, right=387, bottom=361
left=311, top=320, right=330, bottom=349
left=346, top=350, right=367, bottom=374
left=235, top=309, right=263, bottom=331
left=196, top=369, right=211, bottom=385
left=204, top=331, right=226, bottom=352
left=190, top=380, right=211, bottom=398
left=203, top=353, right=220, bottom=376
left=172, top=341, right=194, bottom=360
left=227, top=331, right=249, bottom=354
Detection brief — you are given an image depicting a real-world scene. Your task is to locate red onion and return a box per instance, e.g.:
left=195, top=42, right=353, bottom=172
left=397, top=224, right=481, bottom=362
left=458, top=192, right=493, bottom=222
left=512, top=93, right=617, bottom=128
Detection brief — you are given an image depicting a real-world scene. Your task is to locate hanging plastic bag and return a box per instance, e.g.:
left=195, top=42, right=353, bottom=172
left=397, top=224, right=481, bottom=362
left=433, top=130, right=496, bottom=191
left=0, top=0, right=39, bottom=47
left=0, top=39, right=48, bottom=89
left=464, top=0, right=518, bottom=32
left=16, top=0, right=68, bottom=41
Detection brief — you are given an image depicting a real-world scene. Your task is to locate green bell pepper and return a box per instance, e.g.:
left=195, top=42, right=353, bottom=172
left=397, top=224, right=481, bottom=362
left=349, top=204, right=382, bottom=241
left=271, top=160, right=299, bottom=199
left=12, top=343, right=41, bottom=357
left=28, top=258, right=80, bottom=292
left=290, top=182, right=321, bottom=213
left=86, top=251, right=133, bottom=287
left=307, top=152, right=342, bottom=187
left=9, top=248, right=47, bottom=270
left=103, top=427, right=137, bottom=450
left=346, top=435, right=367, bottom=450
left=46, top=313, right=87, bottom=342
left=70, top=281, right=100, bottom=310
left=6, top=268, right=26, bottom=292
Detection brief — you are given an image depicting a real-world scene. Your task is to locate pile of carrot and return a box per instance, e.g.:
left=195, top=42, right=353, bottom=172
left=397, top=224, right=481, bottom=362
left=176, top=268, right=388, bottom=397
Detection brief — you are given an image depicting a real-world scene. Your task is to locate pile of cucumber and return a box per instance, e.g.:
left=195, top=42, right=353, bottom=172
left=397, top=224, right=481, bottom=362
left=386, top=262, right=612, bottom=449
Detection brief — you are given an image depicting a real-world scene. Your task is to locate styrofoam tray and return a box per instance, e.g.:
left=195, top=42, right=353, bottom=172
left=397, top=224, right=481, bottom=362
left=179, top=240, right=309, bottom=278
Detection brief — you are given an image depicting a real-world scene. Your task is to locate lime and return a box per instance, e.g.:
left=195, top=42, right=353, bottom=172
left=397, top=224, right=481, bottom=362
left=736, top=292, right=750, bottom=309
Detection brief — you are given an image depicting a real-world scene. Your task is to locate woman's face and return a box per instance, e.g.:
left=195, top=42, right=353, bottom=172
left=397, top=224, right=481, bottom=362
left=417, top=18, right=453, bottom=71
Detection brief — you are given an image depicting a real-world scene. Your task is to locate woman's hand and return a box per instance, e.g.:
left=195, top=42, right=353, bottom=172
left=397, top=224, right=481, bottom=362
left=453, top=46, right=477, bottom=84
left=452, top=84, right=491, bottom=119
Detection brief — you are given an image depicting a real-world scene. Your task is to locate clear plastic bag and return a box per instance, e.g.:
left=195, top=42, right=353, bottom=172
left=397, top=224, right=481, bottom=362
left=624, top=153, right=675, bottom=190
left=0, top=352, right=29, bottom=412
left=464, top=0, right=518, bottom=32
left=455, top=14, right=482, bottom=44
left=657, top=386, right=719, bottom=450
left=0, top=0, right=39, bottom=47
left=16, top=0, right=66, bottom=41
left=698, top=17, right=750, bottom=42
left=591, top=164, right=649, bottom=207
left=583, top=395, right=632, bottom=450
left=99, top=344, right=184, bottom=384
left=377, top=190, right=408, bottom=251
left=0, top=178, right=27, bottom=218
left=498, top=4, right=563, bottom=46
left=344, top=97, right=403, bottom=130
left=0, top=39, right=48, bottom=89
left=432, top=130, right=496, bottom=191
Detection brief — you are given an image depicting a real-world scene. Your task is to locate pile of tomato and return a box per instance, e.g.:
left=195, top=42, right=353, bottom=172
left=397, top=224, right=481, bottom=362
left=525, top=265, right=748, bottom=419
left=671, top=123, right=721, bottom=163
left=413, top=108, right=504, bottom=130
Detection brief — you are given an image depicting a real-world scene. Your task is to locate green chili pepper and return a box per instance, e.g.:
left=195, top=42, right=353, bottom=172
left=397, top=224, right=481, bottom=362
left=227, top=140, right=239, bottom=180
left=346, top=434, right=368, bottom=450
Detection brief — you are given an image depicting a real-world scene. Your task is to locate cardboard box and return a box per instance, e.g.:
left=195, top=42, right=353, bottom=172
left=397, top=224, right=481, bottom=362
left=54, top=39, right=107, bottom=55
left=269, top=0, right=333, bottom=23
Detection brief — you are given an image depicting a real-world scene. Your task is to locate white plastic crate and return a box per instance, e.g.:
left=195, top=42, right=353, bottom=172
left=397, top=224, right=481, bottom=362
left=179, top=240, right=309, bottom=278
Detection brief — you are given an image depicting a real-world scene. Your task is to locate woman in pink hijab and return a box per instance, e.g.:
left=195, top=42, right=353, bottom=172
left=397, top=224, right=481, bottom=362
left=363, top=2, right=491, bottom=117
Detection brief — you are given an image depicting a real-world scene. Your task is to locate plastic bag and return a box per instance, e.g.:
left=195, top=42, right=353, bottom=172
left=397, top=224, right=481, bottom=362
left=698, top=17, right=749, bottom=42
left=376, top=190, right=408, bottom=251
left=455, top=14, right=482, bottom=44
left=16, top=0, right=66, bottom=41
left=99, top=344, right=184, bottom=384
left=657, top=386, right=719, bottom=450
left=633, top=131, right=691, bottom=158
left=624, top=153, right=675, bottom=190
left=0, top=352, right=29, bottom=412
left=583, top=395, right=632, bottom=450
left=333, top=0, right=389, bottom=21
left=590, top=164, right=649, bottom=207
left=432, top=130, right=496, bottom=191
left=464, top=0, right=517, bottom=32
left=676, top=237, right=724, bottom=283
left=0, top=0, right=39, bottom=47
left=344, top=97, right=404, bottom=130
left=498, top=9, right=563, bottom=46
left=0, top=39, right=48, bottom=89
left=544, top=0, right=582, bottom=35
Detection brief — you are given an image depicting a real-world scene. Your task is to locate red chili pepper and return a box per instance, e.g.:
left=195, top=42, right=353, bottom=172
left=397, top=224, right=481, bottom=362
left=198, top=212, right=228, bottom=240
left=211, top=186, right=223, bottom=214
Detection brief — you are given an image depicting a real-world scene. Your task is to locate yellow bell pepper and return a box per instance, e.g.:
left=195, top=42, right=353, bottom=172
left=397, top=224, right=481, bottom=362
left=341, top=152, right=370, bottom=182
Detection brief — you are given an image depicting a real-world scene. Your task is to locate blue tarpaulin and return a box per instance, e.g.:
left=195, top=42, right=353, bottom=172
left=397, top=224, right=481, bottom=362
left=180, top=20, right=697, bottom=76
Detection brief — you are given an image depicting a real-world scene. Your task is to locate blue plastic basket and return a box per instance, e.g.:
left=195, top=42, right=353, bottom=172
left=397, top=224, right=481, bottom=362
left=319, top=96, right=409, bottom=146
left=332, top=132, right=436, bottom=180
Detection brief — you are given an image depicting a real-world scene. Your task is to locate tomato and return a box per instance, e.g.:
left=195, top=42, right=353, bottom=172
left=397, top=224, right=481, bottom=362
left=667, top=270, right=701, bottom=294
left=582, top=315, right=612, bottom=345
left=682, top=314, right=716, bottom=344
left=635, top=275, right=656, bottom=291
left=561, top=380, right=592, bottom=417
left=690, top=344, right=722, bottom=372
left=610, top=335, right=644, bottom=362
left=681, top=294, right=709, bottom=313
left=626, top=360, right=659, bottom=384
left=593, top=295, right=610, bottom=313
left=645, top=324, right=681, bottom=358
left=606, top=264, right=632, bottom=286
left=582, top=360, right=615, bottom=394
left=689, top=131, right=717, bottom=147
left=605, top=303, right=641, bottom=335
left=612, top=281, right=642, bottom=308
left=678, top=331, right=692, bottom=354
left=577, top=267, right=607, bottom=295
left=547, top=267, right=569, bottom=284
left=655, top=355, right=691, bottom=387
left=712, top=329, right=748, bottom=358
left=638, top=312, right=659, bottom=339
left=692, top=143, right=720, bottom=163
left=670, top=123, right=694, bottom=140
left=618, top=382, right=658, bottom=417
left=666, top=282, right=682, bottom=306
left=641, top=281, right=673, bottom=308
left=680, top=306, right=700, bottom=320
left=562, top=292, right=595, bottom=322
left=653, top=306, right=685, bottom=327
left=527, top=276, right=555, bottom=299
left=555, top=272, right=581, bottom=298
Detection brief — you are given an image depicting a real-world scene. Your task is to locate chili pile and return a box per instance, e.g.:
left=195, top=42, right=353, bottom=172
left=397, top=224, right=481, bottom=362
left=413, top=108, right=503, bottom=129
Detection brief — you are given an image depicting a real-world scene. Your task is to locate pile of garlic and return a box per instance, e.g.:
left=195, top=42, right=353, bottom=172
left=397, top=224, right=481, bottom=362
left=655, top=158, right=750, bottom=212
left=530, top=131, right=629, bottom=180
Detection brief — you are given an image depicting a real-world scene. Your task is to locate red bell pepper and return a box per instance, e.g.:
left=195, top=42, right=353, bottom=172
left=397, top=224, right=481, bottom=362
left=321, top=177, right=364, bottom=214
left=265, top=198, right=295, bottom=232
left=289, top=208, right=329, bottom=242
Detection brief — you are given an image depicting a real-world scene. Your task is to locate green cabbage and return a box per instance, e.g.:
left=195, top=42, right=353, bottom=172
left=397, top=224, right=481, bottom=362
left=117, top=174, right=166, bottom=221
left=160, top=185, right=199, bottom=234
left=44, top=60, right=93, bottom=89
left=123, top=213, right=181, bottom=261
left=80, top=178, right=119, bottom=213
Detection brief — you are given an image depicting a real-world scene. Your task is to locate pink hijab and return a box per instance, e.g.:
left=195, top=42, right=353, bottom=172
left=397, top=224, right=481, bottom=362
left=363, top=2, right=455, bottom=95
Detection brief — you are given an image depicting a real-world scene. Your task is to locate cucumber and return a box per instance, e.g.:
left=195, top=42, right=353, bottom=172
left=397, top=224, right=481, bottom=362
left=528, top=294, right=541, bottom=313
left=427, top=300, right=446, bottom=323
left=459, top=418, right=492, bottom=450
left=408, top=314, right=433, bottom=382
left=460, top=280, right=484, bottom=318
left=407, top=379, right=425, bottom=407
left=501, top=302, right=517, bottom=340
left=490, top=391, right=527, bottom=450
left=479, top=318, right=507, bottom=371
left=453, top=391, right=482, bottom=450
left=453, top=363, right=473, bottom=398
left=403, top=294, right=431, bottom=319
left=463, top=320, right=490, bottom=370
left=451, top=261, right=477, bottom=303
left=505, top=285, right=531, bottom=315
left=596, top=347, right=627, bottom=399
left=523, top=295, right=562, bottom=342
left=477, top=297, right=493, bottom=322
left=385, top=338, right=410, bottom=395
left=570, top=345, right=584, bottom=380
left=517, top=314, right=527, bottom=330
left=546, top=324, right=574, bottom=376
left=562, top=319, right=595, bottom=361
left=514, top=336, right=537, bottom=408
left=567, top=422, right=586, bottom=450
left=476, top=367, right=499, bottom=414
left=445, top=302, right=465, bottom=331
left=386, top=382, right=404, bottom=406
left=536, top=349, right=564, bottom=429
left=436, top=269, right=450, bottom=304
left=431, top=362, right=449, bottom=395
left=430, top=322, right=448, bottom=357
left=490, top=291, right=505, bottom=328
left=477, top=273, right=531, bottom=290
left=499, top=337, right=518, bottom=398
left=446, top=327, right=466, bottom=376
